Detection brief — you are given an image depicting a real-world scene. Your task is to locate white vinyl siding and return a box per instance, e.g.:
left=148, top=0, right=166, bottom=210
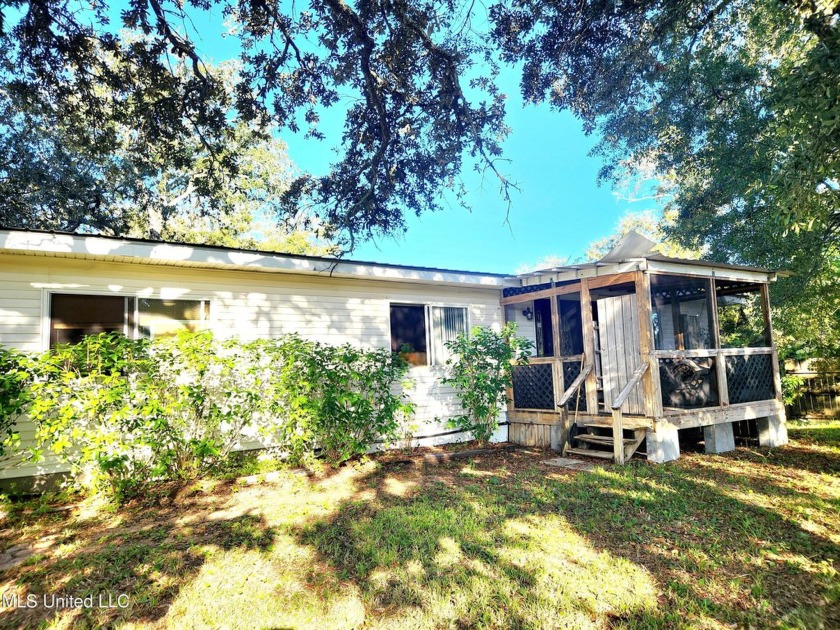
left=0, top=253, right=505, bottom=480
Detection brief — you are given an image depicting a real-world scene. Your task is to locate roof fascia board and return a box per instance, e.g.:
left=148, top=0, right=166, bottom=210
left=522, top=260, right=647, bottom=286
left=646, top=259, right=776, bottom=283
left=0, top=230, right=515, bottom=289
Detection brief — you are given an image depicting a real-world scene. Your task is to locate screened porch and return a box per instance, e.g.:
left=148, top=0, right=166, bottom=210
left=501, top=239, right=785, bottom=463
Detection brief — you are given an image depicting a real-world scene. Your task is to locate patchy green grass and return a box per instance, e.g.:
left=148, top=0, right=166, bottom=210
left=1, top=424, right=839, bottom=629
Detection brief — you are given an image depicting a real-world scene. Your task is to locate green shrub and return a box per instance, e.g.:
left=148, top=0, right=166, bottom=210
left=303, top=342, right=413, bottom=464
left=781, top=373, right=806, bottom=406
left=5, top=331, right=414, bottom=497
left=442, top=323, right=533, bottom=443
left=0, top=347, right=33, bottom=458
left=27, top=333, right=157, bottom=496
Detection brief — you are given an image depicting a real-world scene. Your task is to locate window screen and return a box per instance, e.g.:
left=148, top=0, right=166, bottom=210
left=390, top=305, right=427, bottom=366
left=429, top=306, right=467, bottom=366
left=715, top=281, right=770, bottom=348
left=136, top=298, right=210, bottom=339
left=50, top=294, right=127, bottom=346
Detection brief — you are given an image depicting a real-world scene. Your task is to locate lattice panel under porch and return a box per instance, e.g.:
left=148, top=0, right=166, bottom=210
left=726, top=354, right=774, bottom=404
left=512, top=363, right=554, bottom=410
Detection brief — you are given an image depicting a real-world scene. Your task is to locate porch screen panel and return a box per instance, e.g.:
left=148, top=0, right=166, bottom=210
left=659, top=357, right=720, bottom=409
left=715, top=281, right=770, bottom=348
left=429, top=306, right=467, bottom=366
left=558, top=296, right=584, bottom=356
left=512, top=363, right=554, bottom=410
left=650, top=275, right=714, bottom=350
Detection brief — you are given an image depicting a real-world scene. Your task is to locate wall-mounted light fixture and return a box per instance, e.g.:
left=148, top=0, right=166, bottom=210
left=522, top=306, right=533, bottom=321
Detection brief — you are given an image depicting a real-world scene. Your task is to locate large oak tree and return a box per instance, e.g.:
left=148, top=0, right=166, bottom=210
left=0, top=0, right=510, bottom=248
left=1, top=1, right=838, bottom=353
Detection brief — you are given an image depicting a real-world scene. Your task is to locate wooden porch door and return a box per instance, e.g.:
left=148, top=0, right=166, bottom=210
left=597, top=294, right=646, bottom=415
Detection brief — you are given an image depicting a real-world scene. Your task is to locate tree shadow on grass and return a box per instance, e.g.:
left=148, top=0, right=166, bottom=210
left=550, top=452, right=840, bottom=628
left=291, top=447, right=840, bottom=629
left=2, top=439, right=837, bottom=629
left=292, top=457, right=663, bottom=628
left=0, top=479, right=278, bottom=630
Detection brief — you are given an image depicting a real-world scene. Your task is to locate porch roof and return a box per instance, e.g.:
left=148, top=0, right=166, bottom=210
left=518, top=232, right=781, bottom=286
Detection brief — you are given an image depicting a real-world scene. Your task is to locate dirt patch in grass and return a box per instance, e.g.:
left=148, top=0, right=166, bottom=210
left=1, top=426, right=839, bottom=629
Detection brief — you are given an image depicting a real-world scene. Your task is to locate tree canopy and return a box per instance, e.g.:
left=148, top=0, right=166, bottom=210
left=0, top=52, right=334, bottom=253
left=497, top=0, right=838, bottom=357
left=1, top=1, right=838, bottom=349
left=0, top=0, right=510, bottom=248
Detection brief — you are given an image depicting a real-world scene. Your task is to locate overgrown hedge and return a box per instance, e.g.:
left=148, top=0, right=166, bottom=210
left=0, top=332, right=413, bottom=497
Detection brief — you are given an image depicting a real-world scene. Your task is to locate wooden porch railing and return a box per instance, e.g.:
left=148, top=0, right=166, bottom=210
left=610, top=362, right=649, bottom=464
left=557, top=364, right=592, bottom=409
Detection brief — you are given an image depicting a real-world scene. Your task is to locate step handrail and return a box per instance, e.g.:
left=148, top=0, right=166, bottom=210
left=610, top=361, right=649, bottom=465
left=610, top=362, right=649, bottom=410
left=557, top=364, right=593, bottom=408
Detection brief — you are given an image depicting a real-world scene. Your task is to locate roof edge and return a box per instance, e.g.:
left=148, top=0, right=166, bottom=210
left=0, top=227, right=515, bottom=287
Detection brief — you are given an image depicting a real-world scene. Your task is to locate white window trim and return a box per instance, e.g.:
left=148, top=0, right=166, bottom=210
left=388, top=302, right=470, bottom=368
left=40, top=289, right=215, bottom=350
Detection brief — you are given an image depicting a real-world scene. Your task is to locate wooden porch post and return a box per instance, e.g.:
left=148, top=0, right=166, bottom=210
left=635, top=271, right=663, bottom=419
left=550, top=291, right=564, bottom=409
left=580, top=278, right=600, bottom=414
left=709, top=277, right=730, bottom=406
left=761, top=283, right=783, bottom=401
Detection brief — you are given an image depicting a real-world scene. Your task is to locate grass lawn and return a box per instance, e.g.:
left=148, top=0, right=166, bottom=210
left=1, top=422, right=839, bottom=629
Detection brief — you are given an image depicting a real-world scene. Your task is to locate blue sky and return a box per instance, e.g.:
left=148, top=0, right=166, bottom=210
left=155, top=4, right=664, bottom=274
left=323, top=79, right=663, bottom=274
left=353, top=99, right=654, bottom=274
left=284, top=68, right=661, bottom=274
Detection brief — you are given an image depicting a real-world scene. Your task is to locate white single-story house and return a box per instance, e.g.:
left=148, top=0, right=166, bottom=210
left=0, top=228, right=788, bottom=485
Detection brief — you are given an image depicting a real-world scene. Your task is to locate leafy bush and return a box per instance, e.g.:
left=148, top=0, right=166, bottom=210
left=4, top=332, right=413, bottom=497
left=781, top=373, right=806, bottom=407
left=27, top=334, right=158, bottom=496
left=442, top=323, right=533, bottom=443
left=303, top=342, right=413, bottom=464
left=0, top=347, right=33, bottom=458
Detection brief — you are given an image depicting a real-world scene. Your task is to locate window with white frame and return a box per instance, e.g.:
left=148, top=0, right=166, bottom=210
left=135, top=298, right=211, bottom=339
left=389, top=303, right=467, bottom=366
left=49, top=294, right=211, bottom=346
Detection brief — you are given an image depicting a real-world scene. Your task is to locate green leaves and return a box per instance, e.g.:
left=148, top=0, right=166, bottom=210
left=442, top=323, right=533, bottom=444
left=2, top=331, right=415, bottom=497
left=492, top=0, right=840, bottom=360
left=1, top=0, right=510, bottom=247
left=0, top=347, right=33, bottom=458
left=294, top=340, right=414, bottom=465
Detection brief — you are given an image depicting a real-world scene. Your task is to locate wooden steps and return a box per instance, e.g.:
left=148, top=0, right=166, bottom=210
left=563, top=425, right=648, bottom=463
left=565, top=447, right=614, bottom=460
left=574, top=434, right=636, bottom=447
left=574, top=415, right=653, bottom=430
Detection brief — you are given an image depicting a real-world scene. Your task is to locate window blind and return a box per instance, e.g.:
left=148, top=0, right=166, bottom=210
left=428, top=306, right=467, bottom=366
